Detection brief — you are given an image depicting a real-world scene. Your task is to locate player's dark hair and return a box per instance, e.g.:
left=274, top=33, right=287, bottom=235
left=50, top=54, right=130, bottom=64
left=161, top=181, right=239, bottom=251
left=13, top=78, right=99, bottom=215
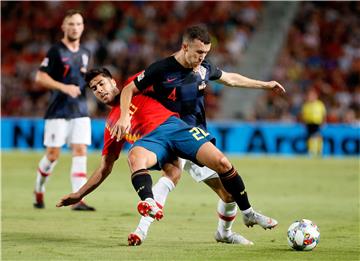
left=183, top=25, right=211, bottom=44
left=85, top=68, right=113, bottom=87
left=64, top=9, right=83, bottom=20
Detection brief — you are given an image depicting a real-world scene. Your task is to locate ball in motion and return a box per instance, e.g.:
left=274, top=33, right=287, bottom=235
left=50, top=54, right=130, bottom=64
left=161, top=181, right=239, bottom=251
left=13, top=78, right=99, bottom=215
left=287, top=219, right=320, bottom=251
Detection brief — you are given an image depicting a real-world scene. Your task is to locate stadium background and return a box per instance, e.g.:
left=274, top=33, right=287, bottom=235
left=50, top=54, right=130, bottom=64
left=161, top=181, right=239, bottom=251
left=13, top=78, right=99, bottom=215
left=1, top=2, right=359, bottom=261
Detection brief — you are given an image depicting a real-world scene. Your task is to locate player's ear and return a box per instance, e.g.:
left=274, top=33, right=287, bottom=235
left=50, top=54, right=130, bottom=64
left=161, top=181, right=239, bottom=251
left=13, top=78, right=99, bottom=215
left=111, top=78, right=117, bottom=87
left=182, top=43, right=188, bottom=52
left=61, top=22, right=66, bottom=33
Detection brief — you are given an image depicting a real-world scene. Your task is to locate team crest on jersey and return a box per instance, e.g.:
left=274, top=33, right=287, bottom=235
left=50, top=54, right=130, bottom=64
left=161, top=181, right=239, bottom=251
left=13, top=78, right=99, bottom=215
left=137, top=71, right=145, bottom=82
left=82, top=54, right=89, bottom=68
left=40, top=57, right=49, bottom=67
left=198, top=65, right=207, bottom=80
left=198, top=81, right=207, bottom=90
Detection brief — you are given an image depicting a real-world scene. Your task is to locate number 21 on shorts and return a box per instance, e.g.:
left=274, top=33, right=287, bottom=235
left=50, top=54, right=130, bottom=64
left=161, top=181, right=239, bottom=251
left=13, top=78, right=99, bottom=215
left=189, top=127, right=209, bottom=141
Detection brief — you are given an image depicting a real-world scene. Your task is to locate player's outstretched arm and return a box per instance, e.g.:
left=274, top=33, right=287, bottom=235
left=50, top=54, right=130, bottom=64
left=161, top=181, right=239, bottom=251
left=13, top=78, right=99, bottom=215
left=56, top=154, right=117, bottom=208
left=217, top=71, right=286, bottom=94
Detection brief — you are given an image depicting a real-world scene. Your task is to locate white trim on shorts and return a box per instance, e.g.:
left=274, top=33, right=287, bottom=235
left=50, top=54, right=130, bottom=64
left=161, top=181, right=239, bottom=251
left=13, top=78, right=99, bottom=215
left=43, top=117, right=91, bottom=147
left=179, top=158, right=219, bottom=182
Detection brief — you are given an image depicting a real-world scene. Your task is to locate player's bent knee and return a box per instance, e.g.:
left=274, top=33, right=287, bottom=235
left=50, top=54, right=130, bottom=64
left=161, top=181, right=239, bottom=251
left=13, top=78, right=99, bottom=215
left=46, top=148, right=60, bottom=162
left=217, top=156, right=232, bottom=174
left=128, top=147, right=157, bottom=171
left=127, top=150, right=139, bottom=170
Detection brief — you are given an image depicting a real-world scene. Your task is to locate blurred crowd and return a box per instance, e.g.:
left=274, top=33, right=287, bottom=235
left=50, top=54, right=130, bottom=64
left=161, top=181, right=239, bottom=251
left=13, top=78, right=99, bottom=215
left=2, top=2, right=359, bottom=123
left=1, top=1, right=262, bottom=118
left=255, top=1, right=360, bottom=123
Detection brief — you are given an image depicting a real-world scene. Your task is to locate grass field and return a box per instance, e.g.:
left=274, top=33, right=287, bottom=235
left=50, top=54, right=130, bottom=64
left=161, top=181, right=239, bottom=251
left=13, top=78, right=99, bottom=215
left=2, top=151, right=359, bottom=261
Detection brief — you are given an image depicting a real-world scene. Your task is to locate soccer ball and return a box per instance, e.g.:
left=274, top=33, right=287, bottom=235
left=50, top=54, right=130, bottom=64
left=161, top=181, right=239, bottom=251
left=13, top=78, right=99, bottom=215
left=287, top=219, right=320, bottom=251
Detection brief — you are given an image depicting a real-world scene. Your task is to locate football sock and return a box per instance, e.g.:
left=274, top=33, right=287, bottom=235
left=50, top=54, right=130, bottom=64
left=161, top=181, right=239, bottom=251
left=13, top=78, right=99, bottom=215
left=136, top=177, right=175, bottom=236
left=131, top=169, right=154, bottom=200
left=137, top=216, right=153, bottom=237
left=219, top=166, right=251, bottom=211
left=71, top=156, right=87, bottom=193
left=153, top=177, right=175, bottom=206
left=35, top=155, right=57, bottom=193
left=217, top=199, right=237, bottom=237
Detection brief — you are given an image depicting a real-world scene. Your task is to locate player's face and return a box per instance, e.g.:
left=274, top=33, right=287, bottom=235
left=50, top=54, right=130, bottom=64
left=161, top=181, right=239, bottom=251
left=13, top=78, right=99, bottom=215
left=183, top=39, right=211, bottom=68
left=62, top=14, right=84, bottom=42
left=89, top=75, right=119, bottom=105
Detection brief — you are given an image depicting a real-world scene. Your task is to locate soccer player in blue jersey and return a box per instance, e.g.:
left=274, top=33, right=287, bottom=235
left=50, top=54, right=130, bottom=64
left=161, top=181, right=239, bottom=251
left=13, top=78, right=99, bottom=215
left=113, top=25, right=285, bottom=245
left=33, top=10, right=94, bottom=211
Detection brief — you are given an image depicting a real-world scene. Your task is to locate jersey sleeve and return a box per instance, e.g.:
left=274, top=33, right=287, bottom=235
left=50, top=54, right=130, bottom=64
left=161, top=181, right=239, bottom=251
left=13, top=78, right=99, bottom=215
left=207, top=60, right=222, bottom=80
left=133, top=61, right=162, bottom=91
left=39, top=46, right=60, bottom=75
left=102, top=126, right=125, bottom=159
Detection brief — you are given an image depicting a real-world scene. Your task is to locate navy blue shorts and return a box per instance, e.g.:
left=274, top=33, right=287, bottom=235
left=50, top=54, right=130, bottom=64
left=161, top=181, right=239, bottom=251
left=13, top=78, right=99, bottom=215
left=131, top=116, right=214, bottom=170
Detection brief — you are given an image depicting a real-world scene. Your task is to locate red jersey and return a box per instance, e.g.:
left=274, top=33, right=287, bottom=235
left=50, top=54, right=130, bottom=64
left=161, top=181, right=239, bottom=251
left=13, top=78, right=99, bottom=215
left=102, top=73, right=178, bottom=158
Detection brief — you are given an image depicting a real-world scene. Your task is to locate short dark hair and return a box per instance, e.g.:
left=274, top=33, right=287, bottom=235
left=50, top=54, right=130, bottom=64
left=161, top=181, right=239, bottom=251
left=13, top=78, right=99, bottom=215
left=183, top=25, right=211, bottom=44
left=85, top=68, right=113, bottom=87
left=64, top=9, right=83, bottom=20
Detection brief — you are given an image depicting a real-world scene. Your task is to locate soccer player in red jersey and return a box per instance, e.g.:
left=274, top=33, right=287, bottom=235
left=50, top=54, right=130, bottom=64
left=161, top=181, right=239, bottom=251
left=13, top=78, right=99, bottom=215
left=59, top=68, right=251, bottom=245
left=57, top=68, right=181, bottom=214
left=57, top=68, right=275, bottom=246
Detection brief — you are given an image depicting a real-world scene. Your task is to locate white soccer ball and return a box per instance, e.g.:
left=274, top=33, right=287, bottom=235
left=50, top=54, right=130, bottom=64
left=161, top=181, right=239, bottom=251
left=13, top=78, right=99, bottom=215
left=287, top=219, right=320, bottom=251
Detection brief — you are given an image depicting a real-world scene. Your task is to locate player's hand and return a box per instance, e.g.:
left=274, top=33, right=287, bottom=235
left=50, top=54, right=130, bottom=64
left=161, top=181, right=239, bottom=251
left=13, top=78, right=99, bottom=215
left=62, top=84, right=81, bottom=98
left=110, top=116, right=131, bottom=142
left=267, top=81, right=286, bottom=94
left=56, top=192, right=81, bottom=207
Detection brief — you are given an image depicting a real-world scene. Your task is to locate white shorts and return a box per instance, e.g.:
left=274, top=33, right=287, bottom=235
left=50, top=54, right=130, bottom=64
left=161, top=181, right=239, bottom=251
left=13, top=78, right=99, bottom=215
left=179, top=158, right=219, bottom=182
left=43, top=117, right=91, bottom=147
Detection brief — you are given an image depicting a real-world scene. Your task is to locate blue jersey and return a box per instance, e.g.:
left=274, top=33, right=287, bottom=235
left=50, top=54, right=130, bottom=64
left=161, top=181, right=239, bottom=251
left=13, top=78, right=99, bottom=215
left=39, top=42, right=90, bottom=119
left=134, top=56, right=222, bottom=130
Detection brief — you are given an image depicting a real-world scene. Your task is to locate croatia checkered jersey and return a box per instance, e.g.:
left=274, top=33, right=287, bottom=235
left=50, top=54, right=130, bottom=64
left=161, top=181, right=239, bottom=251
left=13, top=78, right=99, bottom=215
left=39, top=42, right=91, bottom=119
left=133, top=56, right=222, bottom=130
left=102, top=72, right=178, bottom=158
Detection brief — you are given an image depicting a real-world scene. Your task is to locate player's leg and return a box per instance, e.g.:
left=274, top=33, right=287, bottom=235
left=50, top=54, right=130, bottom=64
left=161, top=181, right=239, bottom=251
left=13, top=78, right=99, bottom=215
left=195, top=142, right=278, bottom=230
left=315, top=135, right=323, bottom=156
left=169, top=119, right=277, bottom=229
left=186, top=162, right=252, bottom=245
left=128, top=160, right=179, bottom=246
left=34, top=119, right=65, bottom=209
left=69, top=117, right=95, bottom=211
left=34, top=146, right=60, bottom=208
left=127, top=145, right=164, bottom=220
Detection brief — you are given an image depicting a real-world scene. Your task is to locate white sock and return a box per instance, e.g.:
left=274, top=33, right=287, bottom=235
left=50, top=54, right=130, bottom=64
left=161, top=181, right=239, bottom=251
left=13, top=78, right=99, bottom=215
left=153, top=176, right=175, bottom=206
left=217, top=199, right=237, bottom=238
left=35, top=155, right=57, bottom=193
left=136, top=216, right=154, bottom=238
left=136, top=177, right=175, bottom=237
left=70, top=156, right=87, bottom=193
left=242, top=207, right=254, bottom=215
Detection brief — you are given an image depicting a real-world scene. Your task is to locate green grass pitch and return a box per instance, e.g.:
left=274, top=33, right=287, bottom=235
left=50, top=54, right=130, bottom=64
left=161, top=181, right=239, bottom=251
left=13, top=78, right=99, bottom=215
left=2, top=151, right=359, bottom=260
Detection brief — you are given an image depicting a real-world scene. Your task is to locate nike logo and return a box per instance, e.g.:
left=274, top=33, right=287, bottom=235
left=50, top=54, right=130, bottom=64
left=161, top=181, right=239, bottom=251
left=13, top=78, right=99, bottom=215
left=166, top=77, right=177, bottom=83
left=136, top=186, right=145, bottom=193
